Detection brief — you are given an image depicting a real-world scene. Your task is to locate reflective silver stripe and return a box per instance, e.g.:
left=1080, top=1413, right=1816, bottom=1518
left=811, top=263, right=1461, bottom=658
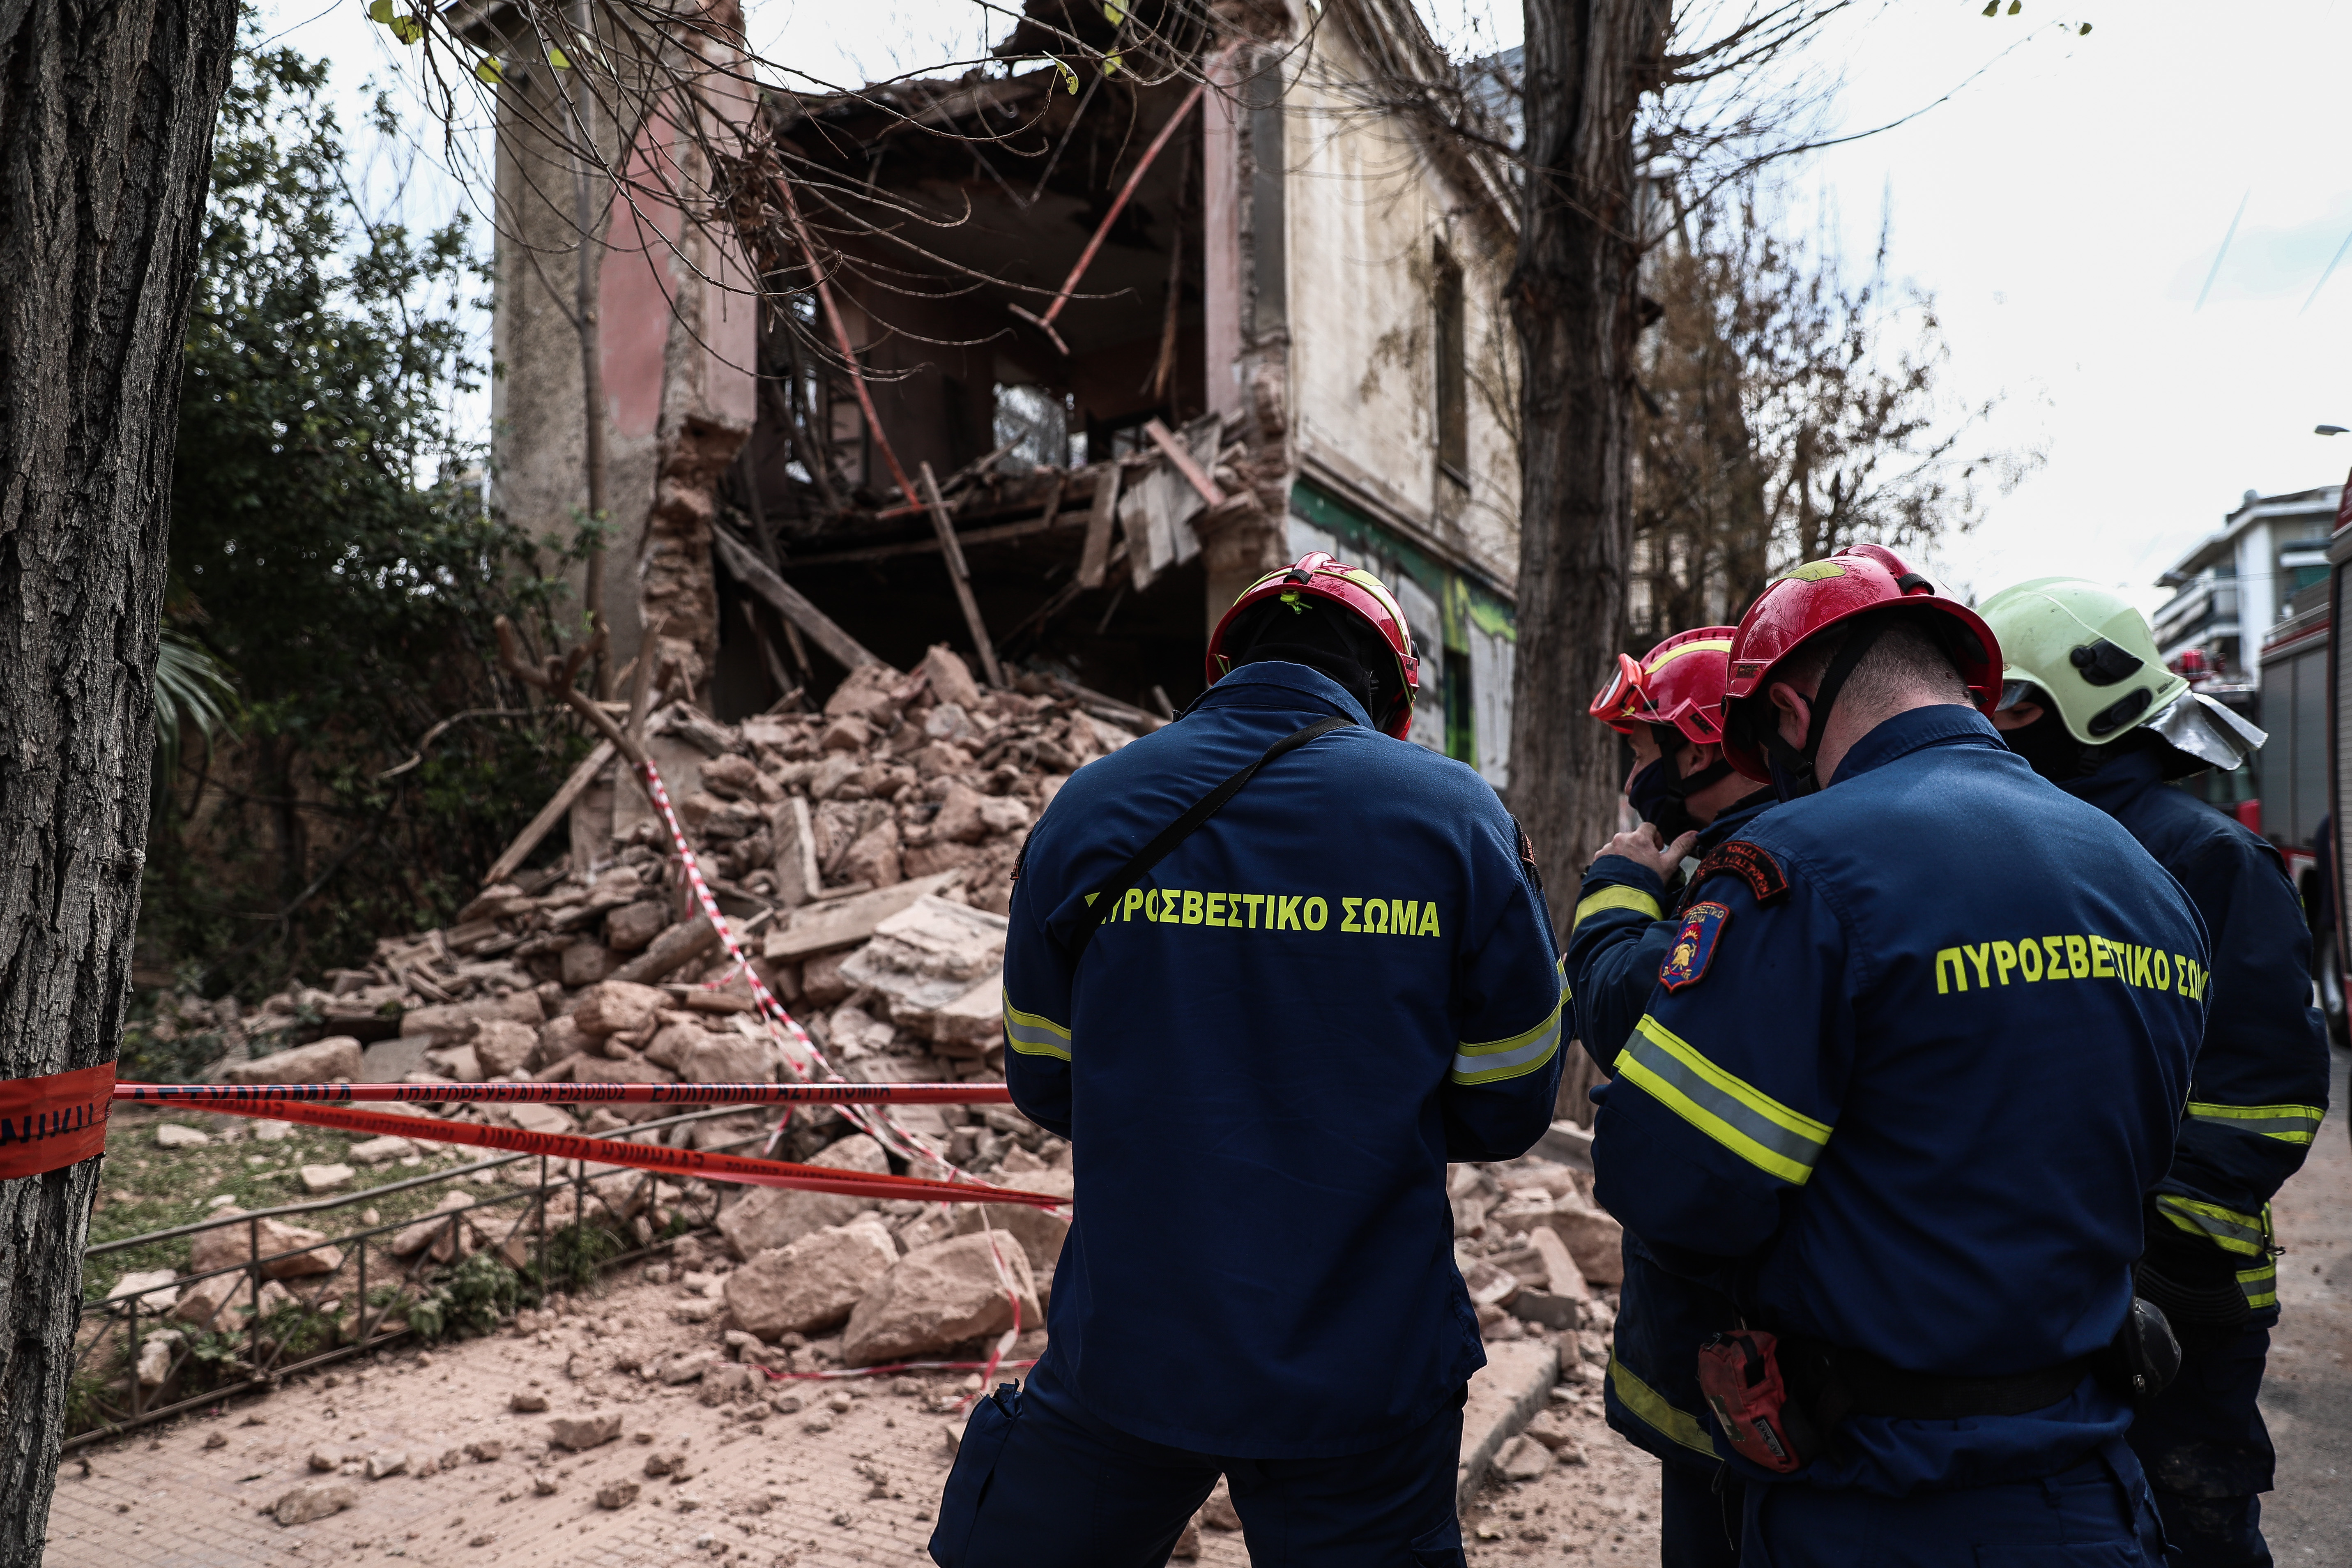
left=1450, top=1005, right=1563, bottom=1085
left=2185, top=1101, right=2327, bottom=1145
left=1617, top=1020, right=1829, bottom=1185
left=1002, top=1002, right=1072, bottom=1062
left=2154, top=1195, right=2266, bottom=1257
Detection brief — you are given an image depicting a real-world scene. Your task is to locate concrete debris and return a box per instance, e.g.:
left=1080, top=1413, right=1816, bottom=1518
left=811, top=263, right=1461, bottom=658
left=948, top=1168, right=1073, bottom=1279
left=716, top=1135, right=891, bottom=1260
left=271, top=1478, right=357, bottom=1526
left=298, top=1163, right=355, bottom=1193
left=1494, top=1434, right=1553, bottom=1481
left=725, top=1218, right=899, bottom=1340
left=363, top=1448, right=410, bottom=1479
left=104, top=1269, right=181, bottom=1313
left=842, top=1232, right=1043, bottom=1366
left=219, top=1035, right=363, bottom=1086
left=190, top=1213, right=342, bottom=1279
left=135, top=1331, right=183, bottom=1388
left=550, top=1412, right=624, bottom=1451
left=596, top=1480, right=641, bottom=1509
left=510, top=1388, right=549, bottom=1413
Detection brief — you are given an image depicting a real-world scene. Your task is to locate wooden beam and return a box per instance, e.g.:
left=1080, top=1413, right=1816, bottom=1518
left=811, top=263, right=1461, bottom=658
left=1144, top=417, right=1226, bottom=508
left=783, top=510, right=1083, bottom=569
left=711, top=527, right=886, bottom=671
left=921, top=461, right=1007, bottom=688
left=481, top=739, right=614, bottom=888
left=1077, top=461, right=1121, bottom=589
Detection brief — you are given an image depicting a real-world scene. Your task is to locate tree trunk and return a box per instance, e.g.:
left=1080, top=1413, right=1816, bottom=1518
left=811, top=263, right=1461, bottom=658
left=1505, top=0, right=1669, bottom=927
left=0, top=0, right=237, bottom=1556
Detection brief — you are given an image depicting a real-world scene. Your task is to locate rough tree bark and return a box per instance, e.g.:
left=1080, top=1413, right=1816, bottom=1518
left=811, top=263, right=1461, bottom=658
left=1505, top=0, right=1670, bottom=927
left=0, top=0, right=239, bottom=1557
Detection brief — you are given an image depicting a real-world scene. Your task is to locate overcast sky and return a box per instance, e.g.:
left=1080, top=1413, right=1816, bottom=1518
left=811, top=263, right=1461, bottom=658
left=258, top=0, right=2352, bottom=615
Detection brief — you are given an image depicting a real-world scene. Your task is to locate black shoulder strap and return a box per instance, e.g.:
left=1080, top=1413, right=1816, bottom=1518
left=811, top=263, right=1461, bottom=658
left=1063, top=714, right=1353, bottom=962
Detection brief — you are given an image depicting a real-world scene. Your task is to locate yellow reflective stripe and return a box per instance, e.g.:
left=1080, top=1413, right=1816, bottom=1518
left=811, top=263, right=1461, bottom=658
left=1573, top=885, right=1661, bottom=933
left=1608, top=1353, right=1719, bottom=1461
left=2154, top=1194, right=2267, bottom=1257
left=2237, top=1261, right=2279, bottom=1311
left=1450, top=992, right=1564, bottom=1085
left=1644, top=638, right=1733, bottom=674
left=1002, top=1000, right=1072, bottom=1062
left=2186, top=1101, right=2327, bottom=1146
left=1617, top=1015, right=1832, bottom=1186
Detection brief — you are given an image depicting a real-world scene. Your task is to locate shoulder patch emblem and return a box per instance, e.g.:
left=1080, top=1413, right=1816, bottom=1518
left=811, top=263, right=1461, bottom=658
left=1660, top=901, right=1731, bottom=991
left=1690, top=840, right=1790, bottom=905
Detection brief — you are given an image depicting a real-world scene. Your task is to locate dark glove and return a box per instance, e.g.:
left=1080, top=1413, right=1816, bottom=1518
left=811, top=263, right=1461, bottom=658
left=2134, top=1205, right=2251, bottom=1332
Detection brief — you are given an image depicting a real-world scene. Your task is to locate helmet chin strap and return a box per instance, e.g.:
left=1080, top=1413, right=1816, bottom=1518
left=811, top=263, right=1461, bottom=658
left=1762, top=614, right=1895, bottom=799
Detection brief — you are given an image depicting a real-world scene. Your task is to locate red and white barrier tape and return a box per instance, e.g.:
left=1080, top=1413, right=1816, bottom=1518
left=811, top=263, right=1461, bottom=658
left=190, top=1095, right=1063, bottom=1208
left=637, top=762, right=984, bottom=1181
left=115, top=1081, right=1012, bottom=1108
left=641, top=760, right=1037, bottom=1374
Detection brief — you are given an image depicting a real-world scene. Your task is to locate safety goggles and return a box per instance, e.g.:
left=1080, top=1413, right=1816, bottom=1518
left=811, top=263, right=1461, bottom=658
left=1588, top=652, right=1649, bottom=726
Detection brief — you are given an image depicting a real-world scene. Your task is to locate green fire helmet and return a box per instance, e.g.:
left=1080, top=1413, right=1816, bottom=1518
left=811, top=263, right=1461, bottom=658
left=1977, top=577, right=2189, bottom=746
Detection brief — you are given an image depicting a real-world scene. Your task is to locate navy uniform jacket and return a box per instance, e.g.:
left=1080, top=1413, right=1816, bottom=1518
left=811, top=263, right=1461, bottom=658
left=2066, top=745, right=2331, bottom=1322
left=1562, top=790, right=1775, bottom=1474
left=1592, top=707, right=2205, bottom=1495
left=1000, top=660, right=1565, bottom=1458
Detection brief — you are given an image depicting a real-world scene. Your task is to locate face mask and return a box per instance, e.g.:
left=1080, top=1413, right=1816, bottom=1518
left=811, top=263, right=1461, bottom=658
left=1628, top=753, right=1737, bottom=836
left=2001, top=707, right=2091, bottom=783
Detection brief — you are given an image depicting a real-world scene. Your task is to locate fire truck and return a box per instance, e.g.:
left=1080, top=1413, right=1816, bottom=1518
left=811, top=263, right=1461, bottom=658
left=2285, top=482, right=2352, bottom=1040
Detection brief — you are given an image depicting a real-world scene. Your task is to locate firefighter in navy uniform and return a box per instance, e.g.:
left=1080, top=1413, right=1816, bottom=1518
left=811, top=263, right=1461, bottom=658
left=1591, top=545, right=2202, bottom=1566
left=929, top=553, right=1566, bottom=1568
left=1568, top=627, right=1780, bottom=1566
left=1983, top=577, right=2331, bottom=1568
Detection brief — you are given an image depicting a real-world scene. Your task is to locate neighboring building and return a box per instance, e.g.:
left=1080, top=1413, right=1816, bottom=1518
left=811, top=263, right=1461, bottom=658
left=2152, top=485, right=2342, bottom=677
left=476, top=0, right=1526, bottom=786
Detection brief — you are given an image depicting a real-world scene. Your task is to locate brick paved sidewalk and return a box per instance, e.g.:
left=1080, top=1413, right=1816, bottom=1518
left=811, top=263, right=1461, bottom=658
left=44, top=1274, right=1660, bottom=1567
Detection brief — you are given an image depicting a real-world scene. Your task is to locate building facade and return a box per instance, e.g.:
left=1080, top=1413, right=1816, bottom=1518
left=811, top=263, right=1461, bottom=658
left=479, top=0, right=1524, bottom=785
left=2153, top=485, right=2341, bottom=677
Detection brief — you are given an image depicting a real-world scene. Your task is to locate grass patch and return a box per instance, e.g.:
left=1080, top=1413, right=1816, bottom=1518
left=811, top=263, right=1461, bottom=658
left=87, top=1108, right=508, bottom=1299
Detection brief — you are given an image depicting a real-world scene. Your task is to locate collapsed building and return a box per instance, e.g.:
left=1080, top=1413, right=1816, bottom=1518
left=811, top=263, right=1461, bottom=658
left=481, top=0, right=1523, bottom=784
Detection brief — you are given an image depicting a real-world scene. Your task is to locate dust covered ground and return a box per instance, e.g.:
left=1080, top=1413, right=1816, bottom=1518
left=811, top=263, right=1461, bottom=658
left=44, top=1270, right=1662, bottom=1567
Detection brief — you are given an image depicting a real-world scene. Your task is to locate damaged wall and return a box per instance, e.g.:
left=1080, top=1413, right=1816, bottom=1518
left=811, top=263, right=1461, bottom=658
left=484, top=0, right=758, bottom=686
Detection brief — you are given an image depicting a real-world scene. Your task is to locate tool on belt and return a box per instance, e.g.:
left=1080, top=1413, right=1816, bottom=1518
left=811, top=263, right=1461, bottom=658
left=1698, top=1297, right=2180, bottom=1474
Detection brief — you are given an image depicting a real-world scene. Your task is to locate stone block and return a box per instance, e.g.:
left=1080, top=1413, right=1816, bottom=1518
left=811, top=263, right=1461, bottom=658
left=842, top=1232, right=1043, bottom=1366
left=724, top=1218, right=898, bottom=1340
left=271, top=1479, right=357, bottom=1526
left=359, top=1036, right=433, bottom=1082
left=839, top=896, right=1009, bottom=1023
left=921, top=644, right=982, bottom=710
left=573, top=980, right=670, bottom=1037
left=190, top=1212, right=341, bottom=1279
left=298, top=1163, right=354, bottom=1194
left=605, top=899, right=671, bottom=953
left=717, top=1134, right=891, bottom=1259
left=103, top=1269, right=180, bottom=1313
left=218, top=1036, right=362, bottom=1086
left=1455, top=1339, right=1560, bottom=1509
left=350, top=1135, right=417, bottom=1165
left=472, top=1019, right=538, bottom=1078
left=948, top=1168, right=1073, bottom=1275
left=154, top=1123, right=209, bottom=1149
left=550, top=1412, right=624, bottom=1451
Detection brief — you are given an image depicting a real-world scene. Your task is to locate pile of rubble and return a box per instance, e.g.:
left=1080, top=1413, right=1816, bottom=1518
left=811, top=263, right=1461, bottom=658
left=133, top=641, right=1618, bottom=1383
left=140, top=645, right=1126, bottom=1369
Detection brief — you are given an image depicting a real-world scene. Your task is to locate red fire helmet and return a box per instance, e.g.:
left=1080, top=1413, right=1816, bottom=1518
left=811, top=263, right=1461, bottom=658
left=1589, top=626, right=1739, bottom=747
left=1720, top=543, right=2002, bottom=782
left=1204, top=551, right=1421, bottom=739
